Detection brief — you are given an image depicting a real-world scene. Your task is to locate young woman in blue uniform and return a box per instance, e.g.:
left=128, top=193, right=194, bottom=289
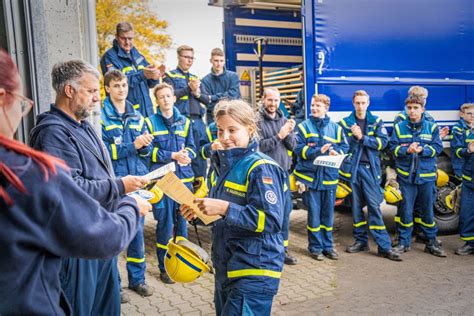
left=180, top=99, right=287, bottom=315
left=0, top=49, right=150, bottom=315
left=145, top=83, right=196, bottom=284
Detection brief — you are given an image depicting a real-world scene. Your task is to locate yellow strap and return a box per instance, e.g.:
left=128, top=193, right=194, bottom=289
left=322, top=179, right=338, bottom=185
left=294, top=170, right=313, bottom=182
left=256, top=210, right=265, bottom=233
left=307, top=225, right=320, bottom=232
left=414, top=217, right=436, bottom=228
left=152, top=148, right=159, bottom=162
left=369, top=225, right=386, bottom=230
left=156, top=242, right=168, bottom=250
left=353, top=221, right=367, bottom=228
left=111, top=144, right=118, bottom=160
left=145, top=118, right=154, bottom=134
left=127, top=257, right=145, bottom=263
left=396, top=168, right=409, bottom=176
left=394, top=216, right=413, bottom=227
left=302, top=145, right=310, bottom=160
left=227, top=269, right=281, bottom=279
left=104, top=124, right=123, bottom=131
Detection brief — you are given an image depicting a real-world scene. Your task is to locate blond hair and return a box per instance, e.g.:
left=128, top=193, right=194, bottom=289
left=460, top=103, right=474, bottom=112
left=214, top=99, right=260, bottom=139
left=352, top=90, right=370, bottom=101
left=312, top=94, right=330, bottom=108
left=211, top=48, right=224, bottom=57
left=153, top=82, right=174, bottom=99
left=177, top=45, right=194, bottom=56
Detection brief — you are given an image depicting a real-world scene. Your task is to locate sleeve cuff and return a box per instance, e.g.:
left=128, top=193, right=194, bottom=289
left=224, top=202, right=242, bottom=226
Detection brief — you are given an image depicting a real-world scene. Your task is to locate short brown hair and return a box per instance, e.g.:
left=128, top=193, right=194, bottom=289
left=460, top=103, right=474, bottom=112
left=352, top=90, right=370, bottom=101
left=408, top=86, right=428, bottom=106
left=177, top=45, right=194, bottom=56
left=312, top=94, right=330, bottom=108
left=153, top=83, right=174, bottom=98
left=262, top=87, right=280, bottom=99
left=104, top=69, right=126, bottom=87
left=214, top=99, right=260, bottom=139
left=211, top=48, right=224, bottom=57
left=116, top=22, right=133, bottom=35
left=405, top=94, right=425, bottom=107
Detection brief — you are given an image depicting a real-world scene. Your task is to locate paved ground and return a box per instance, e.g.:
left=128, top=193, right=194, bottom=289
left=119, top=204, right=474, bottom=315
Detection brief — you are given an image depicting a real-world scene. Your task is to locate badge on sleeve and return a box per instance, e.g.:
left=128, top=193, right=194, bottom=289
left=262, top=177, right=273, bottom=185
left=265, top=190, right=278, bottom=205
left=114, top=136, right=122, bottom=145
left=381, top=127, right=388, bottom=135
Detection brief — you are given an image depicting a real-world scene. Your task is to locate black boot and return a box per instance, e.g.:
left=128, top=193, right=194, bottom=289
left=424, top=239, right=447, bottom=257
left=346, top=242, right=369, bottom=253
left=284, top=251, right=298, bottom=265
left=378, top=248, right=403, bottom=261
left=455, top=243, right=474, bottom=256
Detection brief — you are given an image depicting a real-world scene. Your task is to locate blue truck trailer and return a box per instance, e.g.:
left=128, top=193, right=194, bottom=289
left=209, top=0, right=474, bottom=233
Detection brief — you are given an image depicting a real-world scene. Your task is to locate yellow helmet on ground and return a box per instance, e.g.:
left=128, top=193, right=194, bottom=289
left=336, top=182, right=352, bottom=199
left=193, top=176, right=209, bottom=198
left=436, top=169, right=449, bottom=187
left=148, top=183, right=164, bottom=204
left=384, top=185, right=403, bottom=204
left=289, top=174, right=298, bottom=192
left=164, top=240, right=210, bottom=283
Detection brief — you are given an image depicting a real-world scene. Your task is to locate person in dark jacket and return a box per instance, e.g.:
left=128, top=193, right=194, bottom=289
left=164, top=45, right=209, bottom=180
left=450, top=103, right=474, bottom=179
left=30, top=60, right=150, bottom=315
left=100, top=22, right=163, bottom=117
left=201, top=48, right=240, bottom=124
left=339, top=90, right=401, bottom=261
left=101, top=69, right=154, bottom=297
left=257, top=87, right=298, bottom=265
left=180, top=99, right=286, bottom=316
left=0, top=49, right=150, bottom=316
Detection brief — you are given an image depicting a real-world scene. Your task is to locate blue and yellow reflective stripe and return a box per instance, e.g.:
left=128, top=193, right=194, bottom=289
left=353, top=221, right=367, bottom=228
left=137, top=65, right=145, bottom=70
left=420, top=172, right=436, bottom=178
left=460, top=236, right=474, bottom=241
left=227, top=269, right=281, bottom=279
left=153, top=130, right=169, bottom=136
left=294, top=170, right=313, bottom=182
left=339, top=170, right=352, bottom=178
left=456, top=148, right=463, bottom=159
left=302, top=146, right=310, bottom=159
left=394, top=145, right=402, bottom=157
left=122, top=66, right=133, bottom=73
left=462, top=174, right=472, bottom=181
left=175, top=119, right=191, bottom=137
left=224, top=180, right=247, bottom=192
left=395, top=124, right=411, bottom=139
left=185, top=147, right=196, bottom=157
left=367, top=131, right=375, bottom=136
left=104, top=124, right=123, bottom=131
left=179, top=96, right=189, bottom=101
left=111, top=144, right=118, bottom=160
left=284, top=240, right=289, bottom=247
left=156, top=242, right=168, bottom=250
left=129, top=116, right=144, bottom=130
left=340, top=119, right=349, bottom=129
left=323, top=127, right=342, bottom=143
left=152, top=148, right=159, bottom=162
left=201, top=146, right=207, bottom=159
left=307, top=225, right=320, bottom=232
left=322, top=179, right=338, bottom=185
left=321, top=225, right=333, bottom=231
left=145, top=118, right=154, bottom=134
left=376, top=137, right=383, bottom=150
left=182, top=177, right=195, bottom=183
left=369, top=225, right=386, bottom=230
left=425, top=145, right=436, bottom=157
left=256, top=210, right=265, bottom=233
left=166, top=71, right=186, bottom=79
left=206, top=128, right=213, bottom=142
left=414, top=217, right=436, bottom=228
left=394, top=216, right=413, bottom=227
left=431, top=124, right=438, bottom=133
left=133, top=104, right=140, bottom=110
left=396, top=168, right=409, bottom=176
left=127, top=257, right=145, bottom=263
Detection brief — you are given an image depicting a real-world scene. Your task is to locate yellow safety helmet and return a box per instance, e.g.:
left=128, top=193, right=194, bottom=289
left=384, top=185, right=403, bottom=204
left=336, top=182, right=352, bottom=199
left=193, top=176, right=209, bottom=198
left=436, top=169, right=449, bottom=187
left=289, top=174, right=298, bottom=192
left=148, top=183, right=164, bottom=204
left=164, top=239, right=210, bottom=283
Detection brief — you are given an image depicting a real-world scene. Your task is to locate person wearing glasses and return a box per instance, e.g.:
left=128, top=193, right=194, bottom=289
left=0, top=50, right=151, bottom=315
left=100, top=22, right=164, bottom=117
left=29, top=59, right=150, bottom=315
left=164, top=45, right=210, bottom=182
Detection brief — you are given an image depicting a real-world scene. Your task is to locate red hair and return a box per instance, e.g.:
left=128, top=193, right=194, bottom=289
left=0, top=49, right=69, bottom=206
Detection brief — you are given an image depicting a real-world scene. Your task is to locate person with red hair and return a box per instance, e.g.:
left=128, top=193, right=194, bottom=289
left=0, top=49, right=151, bottom=315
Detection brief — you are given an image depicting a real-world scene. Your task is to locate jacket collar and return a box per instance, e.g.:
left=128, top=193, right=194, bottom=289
left=348, top=110, right=377, bottom=124
left=155, top=107, right=186, bottom=125
left=261, top=108, right=283, bottom=121
left=113, top=39, right=138, bottom=59
left=102, top=97, right=137, bottom=120
left=215, top=140, right=258, bottom=173
left=210, top=67, right=227, bottom=78
left=309, top=115, right=330, bottom=127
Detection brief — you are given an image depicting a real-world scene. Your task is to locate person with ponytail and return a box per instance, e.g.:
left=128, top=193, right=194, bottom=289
left=0, top=50, right=151, bottom=315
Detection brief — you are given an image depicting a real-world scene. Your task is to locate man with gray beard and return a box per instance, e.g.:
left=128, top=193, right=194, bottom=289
left=30, top=60, right=148, bottom=315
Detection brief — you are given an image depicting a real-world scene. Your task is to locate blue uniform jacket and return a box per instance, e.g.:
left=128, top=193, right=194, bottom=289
left=450, top=119, right=470, bottom=178
left=100, top=39, right=159, bottom=117
left=452, top=126, right=474, bottom=188
left=339, top=111, right=389, bottom=183
left=389, top=114, right=442, bottom=185
left=163, top=68, right=208, bottom=117
left=201, top=122, right=218, bottom=160
left=101, top=97, right=151, bottom=177
left=201, top=68, right=240, bottom=116
left=294, top=116, right=349, bottom=190
left=209, top=142, right=285, bottom=295
left=145, top=107, right=196, bottom=183
left=394, top=109, right=435, bottom=125
left=0, top=147, right=139, bottom=315
left=30, top=105, right=124, bottom=210
left=292, top=89, right=305, bottom=124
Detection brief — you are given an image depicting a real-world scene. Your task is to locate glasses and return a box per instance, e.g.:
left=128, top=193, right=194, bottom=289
left=179, top=55, right=195, bottom=61
left=7, top=91, right=34, bottom=116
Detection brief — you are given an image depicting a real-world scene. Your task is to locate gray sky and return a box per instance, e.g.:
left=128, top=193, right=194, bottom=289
left=150, top=0, right=223, bottom=78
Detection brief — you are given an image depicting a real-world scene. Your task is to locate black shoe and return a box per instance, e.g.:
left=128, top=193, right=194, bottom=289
left=393, top=244, right=411, bottom=254
left=455, top=243, right=474, bottom=256
left=160, top=272, right=175, bottom=284
left=378, top=249, right=403, bottom=262
left=424, top=239, right=447, bottom=257
left=346, top=242, right=369, bottom=253
left=323, top=249, right=339, bottom=260
left=129, top=283, right=154, bottom=297
left=310, top=252, right=324, bottom=261
left=284, top=252, right=298, bottom=265
left=120, top=289, right=130, bottom=304
left=415, top=234, right=443, bottom=246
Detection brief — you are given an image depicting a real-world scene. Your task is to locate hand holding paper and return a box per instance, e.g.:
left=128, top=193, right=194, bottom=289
left=314, top=154, right=348, bottom=169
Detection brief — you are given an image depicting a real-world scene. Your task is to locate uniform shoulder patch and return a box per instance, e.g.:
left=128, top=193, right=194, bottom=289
left=262, top=176, right=273, bottom=185
left=265, top=190, right=278, bottom=205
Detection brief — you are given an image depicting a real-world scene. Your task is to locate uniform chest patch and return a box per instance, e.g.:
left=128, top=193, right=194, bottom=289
left=265, top=190, right=278, bottom=205
left=114, top=136, right=122, bottom=145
